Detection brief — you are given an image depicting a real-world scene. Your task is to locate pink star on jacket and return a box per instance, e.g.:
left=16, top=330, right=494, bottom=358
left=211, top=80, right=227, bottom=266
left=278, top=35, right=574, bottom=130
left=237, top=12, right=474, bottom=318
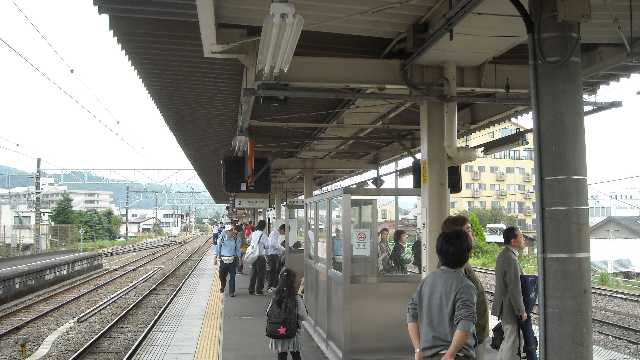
left=277, top=325, right=287, bottom=335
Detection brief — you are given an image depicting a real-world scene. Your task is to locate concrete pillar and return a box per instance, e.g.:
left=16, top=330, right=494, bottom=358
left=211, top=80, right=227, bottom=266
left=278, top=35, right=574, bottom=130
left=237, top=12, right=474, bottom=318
left=274, top=188, right=282, bottom=220
left=303, top=169, right=314, bottom=199
left=529, top=2, right=591, bottom=358
left=419, top=100, right=448, bottom=275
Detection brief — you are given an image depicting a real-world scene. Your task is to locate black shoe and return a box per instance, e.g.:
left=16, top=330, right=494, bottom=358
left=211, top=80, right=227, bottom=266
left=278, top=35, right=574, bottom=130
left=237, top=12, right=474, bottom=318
left=248, top=291, right=255, bottom=295
left=230, top=293, right=236, bottom=297
left=220, top=288, right=225, bottom=294
left=255, top=291, right=264, bottom=295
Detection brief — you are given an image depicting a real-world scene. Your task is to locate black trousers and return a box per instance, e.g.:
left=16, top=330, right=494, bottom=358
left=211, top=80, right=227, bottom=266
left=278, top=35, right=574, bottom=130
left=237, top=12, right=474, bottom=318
left=249, top=256, right=266, bottom=293
left=266, top=254, right=281, bottom=288
left=277, top=351, right=301, bottom=360
left=219, top=258, right=237, bottom=295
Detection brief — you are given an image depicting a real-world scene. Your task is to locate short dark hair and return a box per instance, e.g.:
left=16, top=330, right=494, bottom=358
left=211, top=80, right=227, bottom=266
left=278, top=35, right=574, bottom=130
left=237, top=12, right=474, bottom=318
left=234, top=224, right=243, bottom=233
left=255, top=220, right=266, bottom=231
left=503, top=226, right=519, bottom=245
left=278, top=223, right=286, bottom=232
left=436, top=230, right=472, bottom=269
left=441, top=215, right=469, bottom=232
left=393, top=229, right=407, bottom=243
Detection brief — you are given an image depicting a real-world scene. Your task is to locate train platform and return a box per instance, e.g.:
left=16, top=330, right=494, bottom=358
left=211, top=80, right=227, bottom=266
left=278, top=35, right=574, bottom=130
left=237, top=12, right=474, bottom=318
left=0, top=251, right=79, bottom=272
left=131, top=247, right=326, bottom=360
left=129, top=249, right=637, bottom=360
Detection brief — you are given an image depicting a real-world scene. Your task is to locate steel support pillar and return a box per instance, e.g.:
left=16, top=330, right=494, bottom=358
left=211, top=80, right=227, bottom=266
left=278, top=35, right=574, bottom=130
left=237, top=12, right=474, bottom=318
left=303, top=169, right=314, bottom=200
left=529, top=2, right=592, bottom=359
left=274, top=188, right=282, bottom=220
left=419, top=100, right=448, bottom=275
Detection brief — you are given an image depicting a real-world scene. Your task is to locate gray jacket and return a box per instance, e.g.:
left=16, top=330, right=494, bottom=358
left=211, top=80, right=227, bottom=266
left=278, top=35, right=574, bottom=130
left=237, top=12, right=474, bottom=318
left=491, top=246, right=525, bottom=317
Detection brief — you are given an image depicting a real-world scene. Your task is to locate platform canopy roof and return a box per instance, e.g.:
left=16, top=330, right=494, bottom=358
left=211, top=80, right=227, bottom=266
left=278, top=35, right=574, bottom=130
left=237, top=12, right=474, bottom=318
left=94, top=0, right=640, bottom=202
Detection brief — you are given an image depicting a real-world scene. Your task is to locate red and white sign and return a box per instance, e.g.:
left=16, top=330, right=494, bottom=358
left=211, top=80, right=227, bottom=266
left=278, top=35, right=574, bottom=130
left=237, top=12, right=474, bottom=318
left=352, top=228, right=370, bottom=256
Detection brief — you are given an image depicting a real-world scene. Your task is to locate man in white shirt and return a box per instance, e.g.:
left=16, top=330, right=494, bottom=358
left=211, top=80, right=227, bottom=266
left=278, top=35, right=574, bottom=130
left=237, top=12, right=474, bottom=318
left=265, top=223, right=286, bottom=291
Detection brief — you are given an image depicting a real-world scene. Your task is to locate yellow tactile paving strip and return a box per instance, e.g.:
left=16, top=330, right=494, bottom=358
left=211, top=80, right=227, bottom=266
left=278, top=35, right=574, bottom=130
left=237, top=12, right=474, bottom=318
left=194, top=264, right=223, bottom=360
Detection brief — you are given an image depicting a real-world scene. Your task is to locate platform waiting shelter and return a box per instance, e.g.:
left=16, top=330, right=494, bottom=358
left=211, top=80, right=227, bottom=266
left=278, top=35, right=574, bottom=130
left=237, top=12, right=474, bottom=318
left=303, top=188, right=421, bottom=359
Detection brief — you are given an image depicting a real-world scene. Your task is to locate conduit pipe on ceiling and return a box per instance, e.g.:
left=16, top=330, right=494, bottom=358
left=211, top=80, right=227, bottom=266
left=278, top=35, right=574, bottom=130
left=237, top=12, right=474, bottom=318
left=444, top=61, right=477, bottom=165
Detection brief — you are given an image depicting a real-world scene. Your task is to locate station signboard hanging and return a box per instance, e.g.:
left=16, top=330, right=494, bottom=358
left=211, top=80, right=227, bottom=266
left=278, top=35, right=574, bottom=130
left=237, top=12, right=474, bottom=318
left=235, top=197, right=269, bottom=209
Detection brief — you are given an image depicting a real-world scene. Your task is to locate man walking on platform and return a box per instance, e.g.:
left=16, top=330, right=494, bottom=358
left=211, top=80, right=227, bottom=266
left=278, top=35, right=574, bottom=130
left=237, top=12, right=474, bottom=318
left=492, top=226, right=526, bottom=360
left=216, top=224, right=242, bottom=297
left=266, top=223, right=286, bottom=291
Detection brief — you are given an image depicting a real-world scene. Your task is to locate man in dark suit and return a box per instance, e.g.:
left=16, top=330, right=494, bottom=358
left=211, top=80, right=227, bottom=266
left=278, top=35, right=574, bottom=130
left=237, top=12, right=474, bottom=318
left=491, top=226, right=526, bottom=360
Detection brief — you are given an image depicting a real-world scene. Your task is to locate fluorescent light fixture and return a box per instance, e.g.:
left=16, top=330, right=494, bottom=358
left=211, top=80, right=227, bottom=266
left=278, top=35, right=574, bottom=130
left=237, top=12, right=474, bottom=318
left=475, top=129, right=531, bottom=156
left=257, top=1, right=304, bottom=80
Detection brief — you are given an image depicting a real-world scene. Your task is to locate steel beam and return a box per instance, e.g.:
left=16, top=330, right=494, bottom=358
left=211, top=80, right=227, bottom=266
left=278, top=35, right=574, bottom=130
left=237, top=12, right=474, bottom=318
left=272, top=159, right=378, bottom=170
left=249, top=120, right=420, bottom=130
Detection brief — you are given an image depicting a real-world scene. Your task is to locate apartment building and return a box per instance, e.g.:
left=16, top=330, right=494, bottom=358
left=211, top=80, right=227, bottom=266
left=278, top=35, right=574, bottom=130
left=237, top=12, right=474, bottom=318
left=450, top=121, right=537, bottom=232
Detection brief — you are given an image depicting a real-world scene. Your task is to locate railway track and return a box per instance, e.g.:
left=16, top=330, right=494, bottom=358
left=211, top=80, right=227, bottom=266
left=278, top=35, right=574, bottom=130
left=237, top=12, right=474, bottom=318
left=0, top=241, right=188, bottom=339
left=68, top=237, right=211, bottom=359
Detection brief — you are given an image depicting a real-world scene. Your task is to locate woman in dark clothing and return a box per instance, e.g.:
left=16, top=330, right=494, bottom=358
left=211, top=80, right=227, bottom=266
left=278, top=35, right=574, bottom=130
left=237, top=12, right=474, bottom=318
left=390, top=229, right=409, bottom=274
left=248, top=220, right=268, bottom=295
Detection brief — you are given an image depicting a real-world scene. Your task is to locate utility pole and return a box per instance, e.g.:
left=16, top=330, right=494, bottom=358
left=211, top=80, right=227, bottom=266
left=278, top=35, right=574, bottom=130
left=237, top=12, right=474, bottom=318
left=125, top=186, right=129, bottom=241
left=34, top=158, right=42, bottom=252
left=154, top=192, right=159, bottom=227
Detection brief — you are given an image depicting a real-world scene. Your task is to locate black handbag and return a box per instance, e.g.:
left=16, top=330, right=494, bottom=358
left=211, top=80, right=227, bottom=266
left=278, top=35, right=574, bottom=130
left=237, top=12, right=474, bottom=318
left=490, top=322, right=504, bottom=350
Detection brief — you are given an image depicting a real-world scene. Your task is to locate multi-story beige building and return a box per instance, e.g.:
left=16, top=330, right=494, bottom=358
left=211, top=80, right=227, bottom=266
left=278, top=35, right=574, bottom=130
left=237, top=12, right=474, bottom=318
left=450, top=121, right=537, bottom=233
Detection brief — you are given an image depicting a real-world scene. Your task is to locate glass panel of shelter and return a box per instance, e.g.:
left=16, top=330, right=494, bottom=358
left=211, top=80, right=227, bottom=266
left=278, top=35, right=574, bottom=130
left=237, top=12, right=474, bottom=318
left=317, top=201, right=327, bottom=261
left=306, top=203, right=316, bottom=260
left=330, top=196, right=343, bottom=272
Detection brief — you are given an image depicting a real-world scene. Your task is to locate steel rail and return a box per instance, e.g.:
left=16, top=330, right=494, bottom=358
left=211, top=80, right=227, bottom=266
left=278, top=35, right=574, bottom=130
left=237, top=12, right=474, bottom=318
left=0, top=240, right=188, bottom=338
left=68, top=237, right=211, bottom=360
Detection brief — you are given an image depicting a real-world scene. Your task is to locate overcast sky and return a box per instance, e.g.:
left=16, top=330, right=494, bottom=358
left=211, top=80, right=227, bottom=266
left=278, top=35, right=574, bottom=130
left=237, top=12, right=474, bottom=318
left=1, top=1, right=639, bottom=192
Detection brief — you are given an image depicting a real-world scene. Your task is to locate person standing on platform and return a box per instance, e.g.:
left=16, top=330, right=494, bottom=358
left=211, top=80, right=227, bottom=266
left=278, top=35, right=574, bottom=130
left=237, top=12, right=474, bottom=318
left=249, top=220, right=268, bottom=295
left=492, top=226, right=526, bottom=360
left=378, top=228, right=393, bottom=274
left=266, top=223, right=286, bottom=291
left=216, top=224, right=242, bottom=297
left=441, top=216, right=490, bottom=360
left=390, top=230, right=409, bottom=274
left=407, top=230, right=477, bottom=360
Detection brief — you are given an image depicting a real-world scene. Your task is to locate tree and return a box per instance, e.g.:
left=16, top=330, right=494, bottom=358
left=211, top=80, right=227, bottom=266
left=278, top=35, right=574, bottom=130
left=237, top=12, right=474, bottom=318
left=457, top=208, right=518, bottom=228
left=50, top=193, right=76, bottom=224
left=469, top=212, right=486, bottom=244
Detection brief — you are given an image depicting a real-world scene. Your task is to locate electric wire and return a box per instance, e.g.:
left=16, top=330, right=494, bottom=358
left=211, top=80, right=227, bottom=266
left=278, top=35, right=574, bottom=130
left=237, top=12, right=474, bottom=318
left=9, top=0, right=122, bottom=127
left=588, top=175, right=640, bottom=186
left=0, top=36, right=139, bottom=153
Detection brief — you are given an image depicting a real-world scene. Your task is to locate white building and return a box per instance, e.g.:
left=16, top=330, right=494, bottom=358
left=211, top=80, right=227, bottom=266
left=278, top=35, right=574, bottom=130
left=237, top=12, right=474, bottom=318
left=121, top=209, right=185, bottom=236
left=588, top=189, right=640, bottom=225
left=0, top=182, right=115, bottom=212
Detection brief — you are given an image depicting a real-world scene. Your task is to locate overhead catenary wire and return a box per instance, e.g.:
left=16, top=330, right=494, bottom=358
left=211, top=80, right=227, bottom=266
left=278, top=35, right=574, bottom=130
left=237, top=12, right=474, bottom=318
left=9, top=0, right=122, bottom=127
left=0, top=36, right=140, bottom=153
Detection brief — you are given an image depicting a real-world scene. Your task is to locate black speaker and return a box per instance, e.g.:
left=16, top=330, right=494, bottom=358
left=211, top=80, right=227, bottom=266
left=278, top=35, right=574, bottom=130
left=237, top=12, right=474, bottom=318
left=412, top=160, right=462, bottom=194
left=448, top=165, right=462, bottom=194
left=222, top=157, right=271, bottom=194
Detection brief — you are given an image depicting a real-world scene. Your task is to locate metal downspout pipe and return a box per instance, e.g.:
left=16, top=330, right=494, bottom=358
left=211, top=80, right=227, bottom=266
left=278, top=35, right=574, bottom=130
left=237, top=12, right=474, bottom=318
left=443, top=61, right=478, bottom=165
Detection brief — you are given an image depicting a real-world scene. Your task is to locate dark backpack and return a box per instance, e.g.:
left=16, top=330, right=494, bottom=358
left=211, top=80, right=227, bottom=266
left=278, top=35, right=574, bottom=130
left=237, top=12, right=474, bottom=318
left=266, top=296, right=298, bottom=339
left=490, top=322, right=504, bottom=350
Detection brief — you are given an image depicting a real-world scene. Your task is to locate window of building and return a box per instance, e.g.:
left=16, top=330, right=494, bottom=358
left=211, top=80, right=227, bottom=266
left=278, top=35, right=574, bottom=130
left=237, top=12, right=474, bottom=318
left=478, top=166, right=486, bottom=173
left=490, top=166, right=499, bottom=173
left=14, top=216, right=31, bottom=225
left=492, top=201, right=501, bottom=209
left=507, top=201, right=517, bottom=214
left=450, top=201, right=456, bottom=209
left=506, top=167, right=514, bottom=174
left=517, top=219, right=527, bottom=228
left=488, top=131, right=495, bottom=139
left=479, top=201, right=486, bottom=209
left=523, top=148, right=534, bottom=160
left=490, top=184, right=498, bottom=191
left=465, top=183, right=473, bottom=190
left=381, top=209, right=388, bottom=220
left=509, top=150, right=520, bottom=160
left=467, top=201, right=474, bottom=210
left=479, top=183, right=487, bottom=190
left=517, top=184, right=526, bottom=192
left=517, top=201, right=526, bottom=213
left=517, top=167, right=526, bottom=175
left=508, top=184, right=518, bottom=193
left=500, top=128, right=515, bottom=137
left=464, top=165, right=474, bottom=172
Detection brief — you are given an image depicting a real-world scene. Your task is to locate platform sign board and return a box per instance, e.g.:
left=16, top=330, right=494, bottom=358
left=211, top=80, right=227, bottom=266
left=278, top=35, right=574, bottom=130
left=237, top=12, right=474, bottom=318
left=235, top=198, right=269, bottom=209
left=352, top=228, right=371, bottom=256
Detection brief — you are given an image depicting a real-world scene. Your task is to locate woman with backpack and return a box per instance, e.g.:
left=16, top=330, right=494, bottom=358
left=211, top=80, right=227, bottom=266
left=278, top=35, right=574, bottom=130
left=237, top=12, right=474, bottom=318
left=265, top=268, right=307, bottom=360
